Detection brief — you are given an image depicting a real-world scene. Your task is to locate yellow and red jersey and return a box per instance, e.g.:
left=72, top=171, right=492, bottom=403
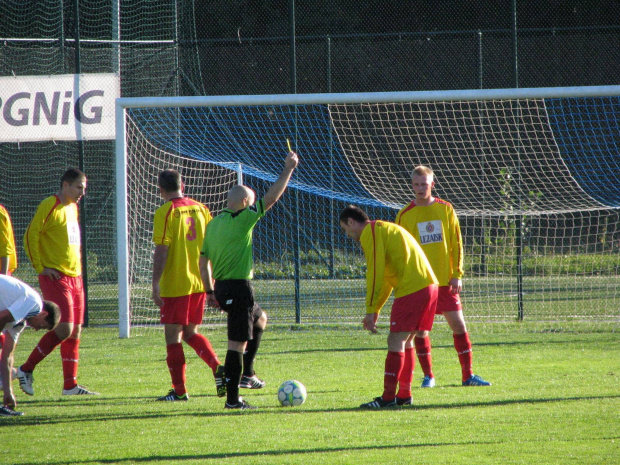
left=24, top=195, right=81, bottom=276
left=395, top=198, right=464, bottom=286
left=153, top=197, right=212, bottom=297
left=0, top=204, right=17, bottom=274
left=360, top=220, right=438, bottom=314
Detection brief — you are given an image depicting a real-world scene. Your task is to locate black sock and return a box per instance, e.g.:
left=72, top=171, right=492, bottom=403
left=243, top=326, right=263, bottom=376
left=225, top=349, right=243, bottom=405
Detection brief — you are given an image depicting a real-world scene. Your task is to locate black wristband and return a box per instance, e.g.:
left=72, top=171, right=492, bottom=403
left=206, top=290, right=214, bottom=295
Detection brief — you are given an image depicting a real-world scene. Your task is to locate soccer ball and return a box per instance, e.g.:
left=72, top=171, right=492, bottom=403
left=277, top=379, right=307, bottom=406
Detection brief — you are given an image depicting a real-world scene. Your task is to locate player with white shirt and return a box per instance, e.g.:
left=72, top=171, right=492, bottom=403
left=0, top=275, right=59, bottom=415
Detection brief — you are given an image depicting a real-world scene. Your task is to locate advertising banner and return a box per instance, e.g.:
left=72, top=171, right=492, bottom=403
left=0, top=73, right=119, bottom=142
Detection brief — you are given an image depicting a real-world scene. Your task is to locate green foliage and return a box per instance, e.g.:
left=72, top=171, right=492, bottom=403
left=255, top=247, right=366, bottom=279
left=466, top=250, right=620, bottom=276
left=494, top=167, right=544, bottom=255
left=3, top=325, right=618, bottom=465
left=254, top=245, right=618, bottom=279
left=86, top=251, right=118, bottom=282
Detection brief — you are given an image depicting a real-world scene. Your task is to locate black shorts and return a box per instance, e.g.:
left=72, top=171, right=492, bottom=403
left=214, top=279, right=264, bottom=342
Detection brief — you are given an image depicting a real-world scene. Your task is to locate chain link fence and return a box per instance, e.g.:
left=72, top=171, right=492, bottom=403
left=0, top=1, right=618, bottom=327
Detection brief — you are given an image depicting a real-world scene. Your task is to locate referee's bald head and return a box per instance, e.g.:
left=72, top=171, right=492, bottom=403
left=227, top=185, right=255, bottom=210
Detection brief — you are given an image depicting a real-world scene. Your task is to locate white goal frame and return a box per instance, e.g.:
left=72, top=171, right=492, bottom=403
left=115, top=85, right=620, bottom=338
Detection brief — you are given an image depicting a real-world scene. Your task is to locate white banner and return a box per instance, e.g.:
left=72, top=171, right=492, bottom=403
left=0, top=73, right=119, bottom=142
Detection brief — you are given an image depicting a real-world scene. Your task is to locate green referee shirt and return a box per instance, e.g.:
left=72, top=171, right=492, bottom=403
left=201, top=199, right=266, bottom=280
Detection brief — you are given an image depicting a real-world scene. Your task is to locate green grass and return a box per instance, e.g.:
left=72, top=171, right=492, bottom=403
left=84, top=274, right=619, bottom=326
left=2, top=323, right=619, bottom=464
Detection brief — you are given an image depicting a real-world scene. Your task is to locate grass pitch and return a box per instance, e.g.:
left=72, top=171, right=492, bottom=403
left=1, top=323, right=618, bottom=465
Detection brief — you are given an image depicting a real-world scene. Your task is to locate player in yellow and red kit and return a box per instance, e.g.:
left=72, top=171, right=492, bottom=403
left=396, top=165, right=491, bottom=387
left=18, top=168, right=98, bottom=396
left=339, top=205, right=439, bottom=408
left=152, top=169, right=225, bottom=401
left=0, top=204, right=17, bottom=276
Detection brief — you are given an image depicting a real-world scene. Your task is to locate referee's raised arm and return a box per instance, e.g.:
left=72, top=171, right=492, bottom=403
left=262, top=150, right=299, bottom=211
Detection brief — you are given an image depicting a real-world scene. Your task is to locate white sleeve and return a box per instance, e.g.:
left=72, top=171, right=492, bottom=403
left=3, top=323, right=26, bottom=344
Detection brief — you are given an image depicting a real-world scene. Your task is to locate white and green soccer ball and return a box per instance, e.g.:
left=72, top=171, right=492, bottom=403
left=277, top=379, right=307, bottom=406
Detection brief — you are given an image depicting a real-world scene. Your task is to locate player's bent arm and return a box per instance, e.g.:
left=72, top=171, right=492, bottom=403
left=0, top=309, right=14, bottom=328
left=263, top=151, right=299, bottom=211
left=199, top=256, right=214, bottom=292
left=40, top=267, right=61, bottom=280
left=152, top=245, right=168, bottom=284
left=0, top=330, right=17, bottom=407
left=24, top=208, right=46, bottom=274
left=152, top=245, right=168, bottom=306
left=448, top=208, right=465, bottom=279
left=199, top=256, right=219, bottom=307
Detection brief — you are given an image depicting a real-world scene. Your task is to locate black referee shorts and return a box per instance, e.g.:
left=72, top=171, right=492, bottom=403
left=214, top=279, right=264, bottom=342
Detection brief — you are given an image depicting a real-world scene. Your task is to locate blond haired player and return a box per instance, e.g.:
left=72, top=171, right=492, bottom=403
left=339, top=205, right=438, bottom=408
left=152, top=169, right=225, bottom=401
left=396, top=165, right=491, bottom=387
left=18, top=168, right=98, bottom=396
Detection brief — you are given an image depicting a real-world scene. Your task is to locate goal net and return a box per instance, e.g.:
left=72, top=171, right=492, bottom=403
left=117, top=87, right=620, bottom=337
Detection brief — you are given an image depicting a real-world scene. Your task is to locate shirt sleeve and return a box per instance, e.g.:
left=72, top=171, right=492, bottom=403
left=245, top=199, right=266, bottom=226
left=5, top=323, right=26, bottom=343
left=24, top=200, right=49, bottom=274
left=152, top=204, right=171, bottom=247
left=447, top=205, right=464, bottom=279
left=203, top=206, right=213, bottom=224
left=0, top=208, right=14, bottom=258
left=362, top=223, right=393, bottom=314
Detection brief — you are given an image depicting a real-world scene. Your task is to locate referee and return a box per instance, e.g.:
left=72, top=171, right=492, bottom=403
left=200, top=149, right=298, bottom=410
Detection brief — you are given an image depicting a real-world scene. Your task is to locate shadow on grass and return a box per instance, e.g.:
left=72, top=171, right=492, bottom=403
left=267, top=337, right=599, bottom=356
left=2, top=393, right=617, bottom=429
left=11, top=431, right=620, bottom=465
left=4, top=440, right=501, bottom=465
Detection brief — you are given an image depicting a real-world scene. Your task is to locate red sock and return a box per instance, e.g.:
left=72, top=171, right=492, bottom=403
left=454, top=332, right=473, bottom=381
left=414, top=336, right=433, bottom=378
left=186, top=333, right=220, bottom=373
left=396, top=347, right=415, bottom=399
left=21, top=330, right=63, bottom=372
left=166, top=343, right=186, bottom=395
left=382, top=351, right=404, bottom=401
left=0, top=333, right=5, bottom=350
left=61, top=338, right=80, bottom=390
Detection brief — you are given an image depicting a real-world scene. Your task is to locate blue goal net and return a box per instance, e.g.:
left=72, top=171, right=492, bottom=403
left=121, top=91, right=620, bottom=331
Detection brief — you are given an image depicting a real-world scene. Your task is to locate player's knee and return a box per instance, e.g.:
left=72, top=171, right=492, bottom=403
left=449, top=320, right=467, bottom=334
left=256, top=311, right=267, bottom=329
left=181, top=330, right=197, bottom=343
left=55, top=322, right=73, bottom=340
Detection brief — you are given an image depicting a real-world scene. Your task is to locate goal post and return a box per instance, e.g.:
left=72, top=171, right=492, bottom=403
left=116, top=85, right=620, bottom=338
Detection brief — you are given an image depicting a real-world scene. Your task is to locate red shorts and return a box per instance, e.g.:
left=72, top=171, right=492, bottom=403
left=435, top=286, right=463, bottom=315
left=390, top=285, right=438, bottom=332
left=39, top=274, right=84, bottom=325
left=160, top=292, right=206, bottom=325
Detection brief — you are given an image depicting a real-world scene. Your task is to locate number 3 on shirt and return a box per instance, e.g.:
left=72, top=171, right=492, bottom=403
left=185, top=216, right=196, bottom=241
